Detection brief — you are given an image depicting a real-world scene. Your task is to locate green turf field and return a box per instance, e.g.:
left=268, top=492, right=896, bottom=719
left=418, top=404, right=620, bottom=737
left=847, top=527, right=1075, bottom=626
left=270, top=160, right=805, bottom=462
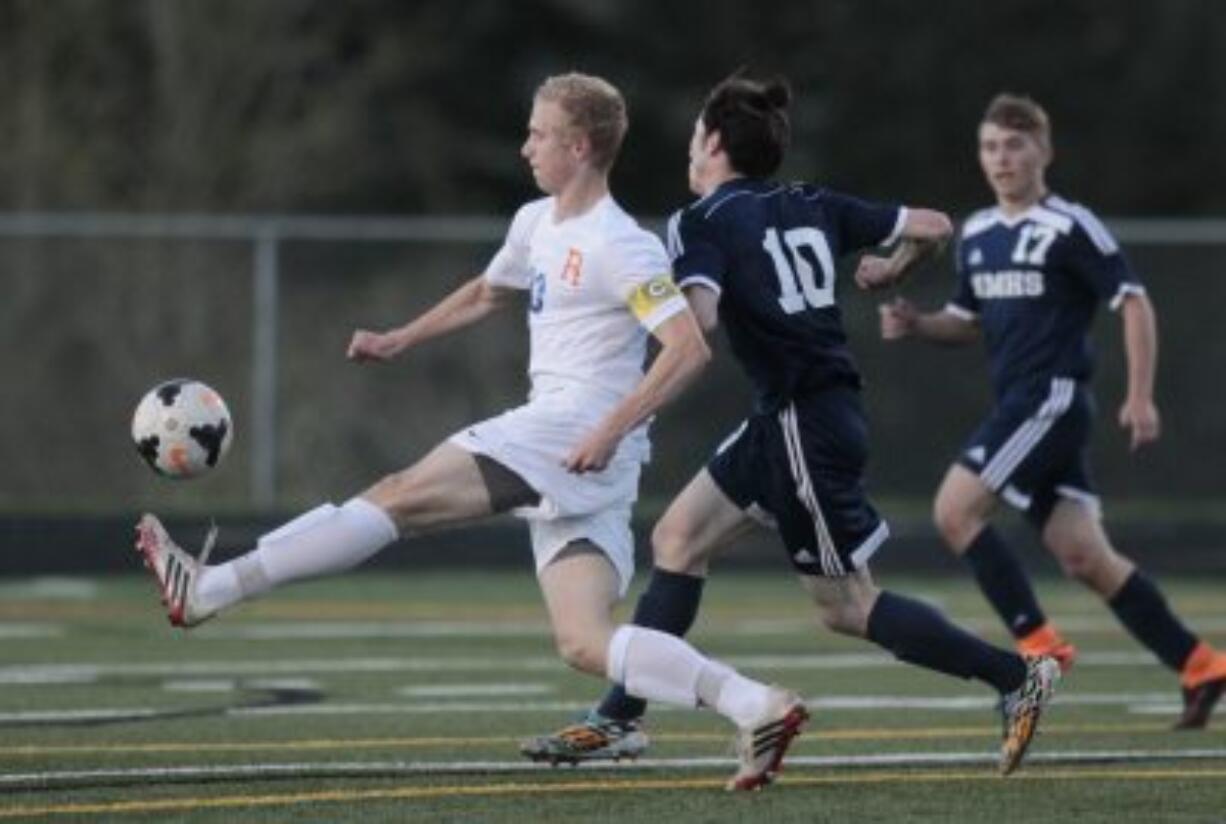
left=1, top=570, right=1223, bottom=822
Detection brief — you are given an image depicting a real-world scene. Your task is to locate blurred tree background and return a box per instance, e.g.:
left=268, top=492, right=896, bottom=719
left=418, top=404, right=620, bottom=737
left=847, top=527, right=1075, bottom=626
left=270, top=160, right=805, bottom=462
left=1, top=0, right=1223, bottom=533
left=5, top=0, right=1224, bottom=215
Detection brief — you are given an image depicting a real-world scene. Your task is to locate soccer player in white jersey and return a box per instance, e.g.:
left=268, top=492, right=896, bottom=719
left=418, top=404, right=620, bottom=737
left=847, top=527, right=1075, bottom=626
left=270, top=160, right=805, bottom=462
left=879, top=93, right=1226, bottom=728
left=134, top=72, right=809, bottom=790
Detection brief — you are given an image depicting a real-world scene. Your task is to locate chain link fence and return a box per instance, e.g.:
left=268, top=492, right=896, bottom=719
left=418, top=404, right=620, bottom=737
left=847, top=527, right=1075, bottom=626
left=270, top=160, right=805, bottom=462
left=2, top=214, right=1223, bottom=524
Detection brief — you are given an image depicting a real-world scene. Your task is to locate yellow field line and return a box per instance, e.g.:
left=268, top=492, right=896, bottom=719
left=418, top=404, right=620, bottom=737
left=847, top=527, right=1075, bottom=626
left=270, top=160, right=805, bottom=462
left=0, top=722, right=1174, bottom=757
left=2, top=767, right=1224, bottom=819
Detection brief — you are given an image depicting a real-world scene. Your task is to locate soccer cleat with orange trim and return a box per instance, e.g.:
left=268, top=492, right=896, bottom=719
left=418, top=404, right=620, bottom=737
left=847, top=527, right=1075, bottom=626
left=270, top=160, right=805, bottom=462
left=726, top=688, right=809, bottom=791
left=1174, top=642, right=1226, bottom=730
left=1016, top=623, right=1078, bottom=674
left=134, top=513, right=218, bottom=629
left=1000, top=655, right=1060, bottom=776
left=519, top=711, right=648, bottom=765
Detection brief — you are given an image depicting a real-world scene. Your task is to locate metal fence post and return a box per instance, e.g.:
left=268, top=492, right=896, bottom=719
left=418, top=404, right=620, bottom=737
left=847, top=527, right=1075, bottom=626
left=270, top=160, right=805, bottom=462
left=252, top=229, right=280, bottom=508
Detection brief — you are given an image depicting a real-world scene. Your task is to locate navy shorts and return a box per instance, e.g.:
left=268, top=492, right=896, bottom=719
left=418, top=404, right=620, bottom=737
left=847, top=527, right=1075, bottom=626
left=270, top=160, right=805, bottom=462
left=958, top=377, right=1098, bottom=527
left=707, top=385, right=889, bottom=577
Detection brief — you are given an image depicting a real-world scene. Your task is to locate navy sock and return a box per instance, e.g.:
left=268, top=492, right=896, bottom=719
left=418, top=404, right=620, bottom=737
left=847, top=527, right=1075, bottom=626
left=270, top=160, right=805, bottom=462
left=596, top=568, right=706, bottom=721
left=962, top=526, right=1046, bottom=638
left=867, top=590, right=1027, bottom=694
left=1108, top=570, right=1199, bottom=672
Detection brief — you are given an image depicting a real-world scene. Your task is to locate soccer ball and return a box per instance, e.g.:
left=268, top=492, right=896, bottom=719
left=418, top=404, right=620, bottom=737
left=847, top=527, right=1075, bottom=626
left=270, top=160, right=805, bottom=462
left=132, top=379, right=233, bottom=479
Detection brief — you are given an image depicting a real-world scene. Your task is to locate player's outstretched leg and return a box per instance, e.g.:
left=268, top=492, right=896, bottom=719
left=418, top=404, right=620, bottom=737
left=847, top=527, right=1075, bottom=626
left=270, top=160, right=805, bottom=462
left=1000, top=656, right=1061, bottom=775
left=134, top=514, right=218, bottom=628
left=519, top=710, right=648, bottom=765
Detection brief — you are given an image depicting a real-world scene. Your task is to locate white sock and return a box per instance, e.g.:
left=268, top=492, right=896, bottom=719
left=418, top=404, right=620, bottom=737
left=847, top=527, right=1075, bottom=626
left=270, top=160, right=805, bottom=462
left=605, top=625, right=772, bottom=727
left=195, top=498, right=397, bottom=614
left=705, top=666, right=774, bottom=728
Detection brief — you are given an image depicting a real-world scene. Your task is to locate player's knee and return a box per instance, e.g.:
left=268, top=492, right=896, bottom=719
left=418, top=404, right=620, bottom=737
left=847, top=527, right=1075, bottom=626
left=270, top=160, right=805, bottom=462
left=816, top=600, right=870, bottom=638
left=1051, top=538, right=1101, bottom=584
left=365, top=470, right=416, bottom=508
left=552, top=628, right=604, bottom=676
left=1053, top=540, right=1126, bottom=593
left=650, top=517, right=702, bottom=572
left=932, top=495, right=974, bottom=550
left=364, top=469, right=439, bottom=527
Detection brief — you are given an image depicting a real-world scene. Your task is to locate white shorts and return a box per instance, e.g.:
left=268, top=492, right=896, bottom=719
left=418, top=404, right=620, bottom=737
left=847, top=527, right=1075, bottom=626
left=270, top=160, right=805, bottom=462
left=448, top=384, right=644, bottom=597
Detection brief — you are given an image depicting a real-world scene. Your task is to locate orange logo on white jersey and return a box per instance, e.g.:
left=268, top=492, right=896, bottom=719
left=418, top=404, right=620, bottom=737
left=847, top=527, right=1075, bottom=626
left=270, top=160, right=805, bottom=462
left=560, top=248, right=584, bottom=287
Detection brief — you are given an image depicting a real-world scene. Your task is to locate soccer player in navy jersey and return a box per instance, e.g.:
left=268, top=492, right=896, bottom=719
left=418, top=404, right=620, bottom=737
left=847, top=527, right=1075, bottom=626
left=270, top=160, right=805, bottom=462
left=523, top=75, right=1059, bottom=778
left=878, top=93, right=1226, bottom=729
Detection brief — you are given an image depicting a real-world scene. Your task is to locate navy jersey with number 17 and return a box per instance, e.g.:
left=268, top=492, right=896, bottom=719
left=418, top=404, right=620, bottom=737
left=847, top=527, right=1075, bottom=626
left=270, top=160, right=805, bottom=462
left=667, top=178, right=905, bottom=412
left=947, top=194, right=1144, bottom=402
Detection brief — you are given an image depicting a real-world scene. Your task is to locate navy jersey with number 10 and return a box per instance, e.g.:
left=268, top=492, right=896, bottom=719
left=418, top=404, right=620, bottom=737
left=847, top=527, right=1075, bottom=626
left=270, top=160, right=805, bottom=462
left=667, top=178, right=905, bottom=412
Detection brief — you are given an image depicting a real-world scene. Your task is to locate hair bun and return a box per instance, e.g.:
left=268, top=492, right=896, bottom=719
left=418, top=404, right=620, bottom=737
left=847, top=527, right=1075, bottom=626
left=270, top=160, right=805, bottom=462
left=763, top=79, right=792, bottom=110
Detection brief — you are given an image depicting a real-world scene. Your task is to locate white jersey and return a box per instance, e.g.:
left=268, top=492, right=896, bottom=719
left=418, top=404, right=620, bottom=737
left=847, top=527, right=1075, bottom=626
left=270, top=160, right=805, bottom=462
left=484, top=194, right=688, bottom=432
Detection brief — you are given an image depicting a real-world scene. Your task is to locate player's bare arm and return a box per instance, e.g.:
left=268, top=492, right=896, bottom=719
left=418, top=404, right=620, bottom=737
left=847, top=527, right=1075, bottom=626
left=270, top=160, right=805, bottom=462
left=683, top=284, right=720, bottom=333
left=563, top=309, right=711, bottom=473
left=347, top=276, right=517, bottom=363
left=1117, top=291, right=1161, bottom=450
left=879, top=298, right=981, bottom=345
left=854, top=208, right=953, bottom=290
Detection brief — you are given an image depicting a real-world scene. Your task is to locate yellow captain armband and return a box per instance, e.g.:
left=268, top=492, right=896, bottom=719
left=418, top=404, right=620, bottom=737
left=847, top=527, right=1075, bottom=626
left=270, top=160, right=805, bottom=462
left=627, top=274, right=682, bottom=321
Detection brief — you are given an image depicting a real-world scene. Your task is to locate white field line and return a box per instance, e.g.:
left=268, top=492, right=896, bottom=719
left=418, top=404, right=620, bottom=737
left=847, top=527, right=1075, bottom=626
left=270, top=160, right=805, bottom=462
left=396, top=683, right=554, bottom=698
left=227, top=692, right=1184, bottom=717
left=0, top=625, right=62, bottom=639
left=190, top=617, right=1226, bottom=640
left=0, top=691, right=1186, bottom=724
left=0, top=651, right=1168, bottom=685
left=0, top=578, right=99, bottom=599
left=209, top=622, right=553, bottom=640
left=7, top=617, right=1226, bottom=644
left=3, top=748, right=1226, bottom=789
left=162, top=678, right=321, bottom=693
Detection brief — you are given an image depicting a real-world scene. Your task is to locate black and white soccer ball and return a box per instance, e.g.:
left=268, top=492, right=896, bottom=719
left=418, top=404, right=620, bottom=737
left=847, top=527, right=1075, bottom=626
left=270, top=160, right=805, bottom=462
left=131, top=379, right=233, bottom=479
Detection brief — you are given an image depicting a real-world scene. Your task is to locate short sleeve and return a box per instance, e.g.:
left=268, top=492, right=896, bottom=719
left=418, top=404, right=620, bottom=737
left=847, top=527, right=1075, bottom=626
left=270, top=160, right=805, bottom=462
left=1063, top=214, right=1144, bottom=311
left=484, top=200, right=547, bottom=289
left=667, top=207, right=728, bottom=297
left=602, top=227, right=688, bottom=332
left=946, top=231, right=980, bottom=319
left=819, top=189, right=906, bottom=252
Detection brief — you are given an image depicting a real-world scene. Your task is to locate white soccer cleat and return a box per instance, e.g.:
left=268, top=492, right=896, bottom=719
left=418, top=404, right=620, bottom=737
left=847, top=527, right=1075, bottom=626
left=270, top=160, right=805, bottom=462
left=1000, top=655, right=1061, bottom=775
left=726, top=687, right=809, bottom=791
left=134, top=513, right=217, bottom=628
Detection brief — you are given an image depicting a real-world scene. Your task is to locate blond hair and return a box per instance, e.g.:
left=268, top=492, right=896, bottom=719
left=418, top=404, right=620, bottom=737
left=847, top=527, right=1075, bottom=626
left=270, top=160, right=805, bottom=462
left=983, top=93, right=1051, bottom=151
left=535, top=73, right=628, bottom=171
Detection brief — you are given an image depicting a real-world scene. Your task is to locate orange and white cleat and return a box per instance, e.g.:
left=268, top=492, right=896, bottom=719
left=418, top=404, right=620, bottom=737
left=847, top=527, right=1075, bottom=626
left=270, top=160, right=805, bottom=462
left=726, top=688, right=809, bottom=791
left=134, top=514, right=217, bottom=628
left=1000, top=655, right=1060, bottom=775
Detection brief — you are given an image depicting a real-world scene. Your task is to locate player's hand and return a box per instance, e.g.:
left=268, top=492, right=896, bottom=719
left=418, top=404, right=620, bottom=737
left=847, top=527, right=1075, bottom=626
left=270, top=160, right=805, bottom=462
left=878, top=297, right=918, bottom=340
left=1118, top=396, right=1161, bottom=451
left=854, top=255, right=899, bottom=291
left=347, top=329, right=405, bottom=363
left=563, top=427, right=620, bottom=474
